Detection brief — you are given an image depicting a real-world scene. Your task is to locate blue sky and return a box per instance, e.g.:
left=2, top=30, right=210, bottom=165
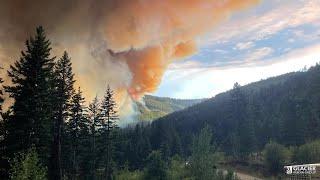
left=154, top=0, right=320, bottom=99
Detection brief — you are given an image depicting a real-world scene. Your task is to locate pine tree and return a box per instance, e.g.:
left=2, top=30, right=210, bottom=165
left=230, top=82, right=249, bottom=158
left=67, top=87, right=88, bottom=179
left=51, top=51, right=75, bottom=180
left=190, top=125, right=216, bottom=180
left=88, top=97, right=101, bottom=179
left=4, top=26, right=56, bottom=166
left=99, top=85, right=119, bottom=180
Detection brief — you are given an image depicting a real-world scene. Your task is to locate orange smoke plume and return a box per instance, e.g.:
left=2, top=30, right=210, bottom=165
left=103, top=0, right=259, bottom=99
left=0, top=0, right=260, bottom=112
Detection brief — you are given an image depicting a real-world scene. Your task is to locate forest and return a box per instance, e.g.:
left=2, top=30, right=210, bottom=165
left=1, top=27, right=320, bottom=180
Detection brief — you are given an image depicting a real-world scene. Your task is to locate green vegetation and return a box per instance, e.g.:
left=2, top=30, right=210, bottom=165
left=137, top=95, right=203, bottom=121
left=144, top=151, right=167, bottom=180
left=114, top=164, right=144, bottom=180
left=166, top=156, right=188, bottom=180
left=190, top=125, right=216, bottom=180
left=263, top=141, right=290, bottom=175
left=10, top=147, right=47, bottom=180
left=293, top=140, right=320, bottom=164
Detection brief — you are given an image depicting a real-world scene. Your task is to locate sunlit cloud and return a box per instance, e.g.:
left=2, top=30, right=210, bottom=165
left=155, top=0, right=320, bottom=98
left=245, top=47, right=274, bottom=63
left=235, top=41, right=255, bottom=50
left=156, top=44, right=320, bottom=99
left=199, top=0, right=320, bottom=47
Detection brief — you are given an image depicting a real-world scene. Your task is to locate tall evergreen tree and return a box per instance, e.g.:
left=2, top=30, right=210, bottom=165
left=51, top=51, right=75, bottom=180
left=190, top=125, right=216, bottom=180
left=88, top=97, right=100, bottom=179
left=99, top=85, right=118, bottom=180
left=67, top=87, right=88, bottom=179
left=4, top=26, right=56, bottom=167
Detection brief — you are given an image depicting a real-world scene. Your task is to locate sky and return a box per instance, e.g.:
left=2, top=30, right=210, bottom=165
left=154, top=0, right=320, bottom=99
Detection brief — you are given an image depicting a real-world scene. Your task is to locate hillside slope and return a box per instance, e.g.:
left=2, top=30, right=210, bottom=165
left=136, top=95, right=203, bottom=121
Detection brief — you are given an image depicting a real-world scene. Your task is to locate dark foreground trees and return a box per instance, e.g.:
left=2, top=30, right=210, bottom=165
left=99, top=86, right=119, bottom=179
left=0, top=27, right=121, bottom=179
left=51, top=51, right=75, bottom=179
left=4, top=26, right=56, bottom=172
left=66, top=88, right=88, bottom=179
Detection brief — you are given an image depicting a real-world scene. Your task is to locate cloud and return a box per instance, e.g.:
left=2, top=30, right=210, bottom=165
left=288, top=38, right=295, bottom=43
left=245, top=47, right=274, bottom=62
left=156, top=0, right=320, bottom=99
left=235, top=41, right=255, bottom=50
left=157, top=43, right=320, bottom=99
left=200, top=0, right=320, bottom=46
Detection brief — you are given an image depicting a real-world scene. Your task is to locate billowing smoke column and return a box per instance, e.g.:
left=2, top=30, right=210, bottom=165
left=0, top=0, right=259, bottom=120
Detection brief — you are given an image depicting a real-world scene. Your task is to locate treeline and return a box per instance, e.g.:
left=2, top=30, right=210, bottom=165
left=0, top=27, right=120, bottom=179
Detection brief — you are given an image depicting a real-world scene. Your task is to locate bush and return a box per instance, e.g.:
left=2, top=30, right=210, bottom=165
left=10, top=147, right=47, bottom=180
left=263, top=141, right=289, bottom=175
left=294, top=140, right=320, bottom=164
left=167, top=155, right=188, bottom=180
left=144, top=151, right=167, bottom=180
left=114, top=166, right=143, bottom=180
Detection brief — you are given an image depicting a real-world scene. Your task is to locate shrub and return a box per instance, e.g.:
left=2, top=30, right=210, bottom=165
left=263, top=141, right=289, bottom=175
left=10, top=147, right=47, bottom=180
left=144, top=151, right=167, bottom=180
left=114, top=166, right=143, bottom=180
left=294, top=140, right=320, bottom=164
left=167, top=155, right=188, bottom=180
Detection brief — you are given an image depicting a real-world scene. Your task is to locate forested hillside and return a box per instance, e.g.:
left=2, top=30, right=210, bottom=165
left=151, top=65, right=320, bottom=151
left=117, top=65, right=320, bottom=178
left=137, top=95, right=203, bottom=121
left=144, top=65, right=320, bottom=156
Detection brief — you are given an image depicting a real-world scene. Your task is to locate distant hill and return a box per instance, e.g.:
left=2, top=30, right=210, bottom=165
left=136, top=95, right=204, bottom=121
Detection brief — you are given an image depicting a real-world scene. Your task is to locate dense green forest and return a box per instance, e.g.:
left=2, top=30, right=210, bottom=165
left=1, top=27, right=320, bottom=180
